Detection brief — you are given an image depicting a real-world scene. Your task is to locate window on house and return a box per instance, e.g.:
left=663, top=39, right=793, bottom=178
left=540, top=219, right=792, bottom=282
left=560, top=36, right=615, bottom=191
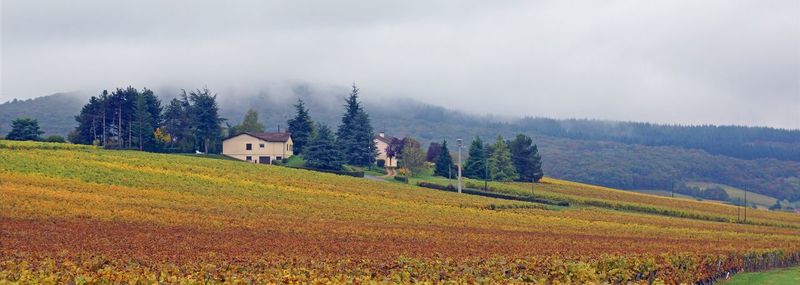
left=246, top=143, right=252, bottom=150
left=246, top=156, right=252, bottom=161
left=288, top=144, right=292, bottom=151
left=259, top=143, right=265, bottom=148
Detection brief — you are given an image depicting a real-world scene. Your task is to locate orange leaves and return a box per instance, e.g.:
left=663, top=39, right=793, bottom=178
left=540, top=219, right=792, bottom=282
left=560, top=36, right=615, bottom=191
left=2, top=141, right=800, bottom=283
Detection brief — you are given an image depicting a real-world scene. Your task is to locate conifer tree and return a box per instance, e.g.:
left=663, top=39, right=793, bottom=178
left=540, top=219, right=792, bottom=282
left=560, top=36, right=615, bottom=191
left=305, top=124, right=343, bottom=170
left=287, top=99, right=315, bottom=155
left=487, top=135, right=517, bottom=181
left=434, top=140, right=454, bottom=178
left=188, top=88, right=223, bottom=153
left=336, top=83, right=377, bottom=166
left=132, top=93, right=154, bottom=151
left=6, top=118, right=43, bottom=141
left=463, top=137, right=486, bottom=179
left=530, top=144, right=544, bottom=182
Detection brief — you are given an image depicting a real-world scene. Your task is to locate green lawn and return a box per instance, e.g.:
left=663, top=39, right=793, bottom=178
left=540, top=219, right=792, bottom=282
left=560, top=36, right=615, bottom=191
left=687, top=181, right=779, bottom=209
left=722, top=267, right=800, bottom=285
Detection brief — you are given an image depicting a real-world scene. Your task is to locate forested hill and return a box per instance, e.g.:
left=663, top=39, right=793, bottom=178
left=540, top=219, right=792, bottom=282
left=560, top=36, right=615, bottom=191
left=515, top=118, right=800, bottom=162
left=2, top=91, right=799, bottom=200
left=0, top=92, right=85, bottom=137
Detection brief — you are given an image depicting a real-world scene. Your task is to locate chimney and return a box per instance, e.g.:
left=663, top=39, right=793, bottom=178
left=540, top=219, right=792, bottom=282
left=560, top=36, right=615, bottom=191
left=379, top=132, right=385, bottom=138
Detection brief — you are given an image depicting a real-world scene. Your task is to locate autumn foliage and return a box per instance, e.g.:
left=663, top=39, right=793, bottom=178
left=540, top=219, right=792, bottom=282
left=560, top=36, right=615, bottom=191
left=1, top=141, right=799, bottom=284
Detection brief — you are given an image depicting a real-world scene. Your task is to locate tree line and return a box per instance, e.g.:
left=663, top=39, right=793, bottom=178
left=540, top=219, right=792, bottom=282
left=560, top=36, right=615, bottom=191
left=71, top=87, right=223, bottom=153
left=20, top=83, right=544, bottom=184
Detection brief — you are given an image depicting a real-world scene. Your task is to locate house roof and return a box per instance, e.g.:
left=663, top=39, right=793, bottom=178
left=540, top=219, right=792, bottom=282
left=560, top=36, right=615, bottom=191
left=225, top=132, right=292, bottom=142
left=374, top=134, right=397, bottom=144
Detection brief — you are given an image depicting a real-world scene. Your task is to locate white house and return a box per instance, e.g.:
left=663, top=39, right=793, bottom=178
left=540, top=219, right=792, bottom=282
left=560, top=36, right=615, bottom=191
left=374, top=132, right=398, bottom=168
left=222, top=132, right=293, bottom=164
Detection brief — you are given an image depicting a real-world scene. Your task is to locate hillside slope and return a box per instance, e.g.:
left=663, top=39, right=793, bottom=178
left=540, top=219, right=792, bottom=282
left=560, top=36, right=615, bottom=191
left=2, top=141, right=799, bottom=283
left=3, top=92, right=799, bottom=201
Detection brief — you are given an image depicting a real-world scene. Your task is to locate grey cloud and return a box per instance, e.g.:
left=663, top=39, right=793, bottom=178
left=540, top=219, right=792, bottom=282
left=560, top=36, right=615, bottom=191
left=2, top=0, right=798, bottom=128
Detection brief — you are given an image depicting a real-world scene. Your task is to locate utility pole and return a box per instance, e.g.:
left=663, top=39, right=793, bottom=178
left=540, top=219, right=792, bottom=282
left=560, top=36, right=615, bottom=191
left=744, top=189, right=748, bottom=223
left=457, top=139, right=463, bottom=194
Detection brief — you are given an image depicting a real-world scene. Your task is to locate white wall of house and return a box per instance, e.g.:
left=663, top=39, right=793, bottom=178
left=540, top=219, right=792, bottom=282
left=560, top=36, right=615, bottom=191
left=222, top=134, right=293, bottom=164
left=375, top=137, right=397, bottom=168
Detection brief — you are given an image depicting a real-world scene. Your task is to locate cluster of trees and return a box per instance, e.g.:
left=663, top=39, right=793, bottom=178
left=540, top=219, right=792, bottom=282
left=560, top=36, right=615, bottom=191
left=72, top=87, right=222, bottom=153
left=460, top=134, right=544, bottom=182
left=295, top=84, right=377, bottom=171
left=4, top=118, right=66, bottom=143
left=673, top=183, right=731, bottom=201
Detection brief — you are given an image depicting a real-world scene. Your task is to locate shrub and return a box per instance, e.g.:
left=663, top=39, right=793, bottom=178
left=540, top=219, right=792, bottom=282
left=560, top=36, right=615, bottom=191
left=44, top=135, right=66, bottom=143
left=377, top=159, right=386, bottom=168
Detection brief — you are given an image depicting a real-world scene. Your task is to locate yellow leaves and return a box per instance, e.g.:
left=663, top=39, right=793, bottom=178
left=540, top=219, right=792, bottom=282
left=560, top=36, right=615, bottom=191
left=2, top=141, right=800, bottom=283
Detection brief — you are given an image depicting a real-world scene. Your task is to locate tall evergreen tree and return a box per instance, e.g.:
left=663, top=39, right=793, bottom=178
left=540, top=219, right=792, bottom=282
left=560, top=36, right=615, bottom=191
left=6, top=118, right=43, bottom=141
left=508, top=134, right=545, bottom=182
left=73, top=94, right=104, bottom=145
left=131, top=89, right=162, bottom=151
left=287, top=99, right=315, bottom=155
left=434, top=140, right=454, bottom=178
left=463, top=137, right=486, bottom=179
left=336, top=83, right=377, bottom=166
left=236, top=109, right=265, bottom=134
left=487, top=135, right=517, bottom=181
left=188, top=88, right=223, bottom=153
left=132, top=93, right=154, bottom=151
left=305, top=124, right=343, bottom=170
left=530, top=144, right=544, bottom=182
left=163, top=96, right=194, bottom=151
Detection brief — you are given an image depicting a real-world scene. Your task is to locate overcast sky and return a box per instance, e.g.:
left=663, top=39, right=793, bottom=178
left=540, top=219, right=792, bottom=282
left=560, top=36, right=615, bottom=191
left=2, top=0, right=799, bottom=128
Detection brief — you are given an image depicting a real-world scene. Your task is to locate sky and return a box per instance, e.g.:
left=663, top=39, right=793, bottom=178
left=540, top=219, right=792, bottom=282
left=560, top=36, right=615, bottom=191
left=2, top=0, right=799, bottom=129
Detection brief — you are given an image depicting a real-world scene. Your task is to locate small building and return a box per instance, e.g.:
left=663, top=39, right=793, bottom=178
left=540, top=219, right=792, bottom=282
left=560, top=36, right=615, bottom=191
left=222, top=132, right=293, bottom=164
left=374, top=132, right=398, bottom=168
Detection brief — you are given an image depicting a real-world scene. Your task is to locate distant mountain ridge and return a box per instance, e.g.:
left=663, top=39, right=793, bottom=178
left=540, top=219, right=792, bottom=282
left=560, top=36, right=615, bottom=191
left=2, top=91, right=799, bottom=201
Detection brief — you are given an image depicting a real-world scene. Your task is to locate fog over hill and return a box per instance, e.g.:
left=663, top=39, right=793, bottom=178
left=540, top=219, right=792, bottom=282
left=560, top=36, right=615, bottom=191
left=2, top=86, right=799, bottom=201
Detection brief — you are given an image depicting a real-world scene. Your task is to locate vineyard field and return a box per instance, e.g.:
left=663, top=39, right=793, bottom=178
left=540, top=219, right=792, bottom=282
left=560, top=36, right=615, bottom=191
left=2, top=141, right=800, bottom=284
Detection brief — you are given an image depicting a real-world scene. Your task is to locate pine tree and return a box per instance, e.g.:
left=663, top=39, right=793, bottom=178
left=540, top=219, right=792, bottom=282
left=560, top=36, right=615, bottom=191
left=287, top=99, right=315, bottom=155
left=163, top=96, right=193, bottom=151
left=336, top=83, right=377, bottom=166
left=530, top=144, right=544, bottom=182
left=463, top=137, right=486, bottom=179
left=305, top=124, right=343, bottom=170
left=132, top=93, right=154, bottom=151
left=73, top=94, right=104, bottom=145
left=487, top=135, right=517, bottom=181
left=5, top=118, right=43, bottom=141
left=236, top=109, right=265, bottom=134
left=434, top=140, right=454, bottom=178
left=188, top=88, right=223, bottom=153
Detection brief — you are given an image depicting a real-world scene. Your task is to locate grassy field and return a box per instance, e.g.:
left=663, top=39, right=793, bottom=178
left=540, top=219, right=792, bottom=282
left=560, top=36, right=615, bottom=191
left=628, top=189, right=696, bottom=200
left=722, top=267, right=800, bottom=285
left=2, top=141, right=800, bottom=284
left=687, top=181, right=779, bottom=208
